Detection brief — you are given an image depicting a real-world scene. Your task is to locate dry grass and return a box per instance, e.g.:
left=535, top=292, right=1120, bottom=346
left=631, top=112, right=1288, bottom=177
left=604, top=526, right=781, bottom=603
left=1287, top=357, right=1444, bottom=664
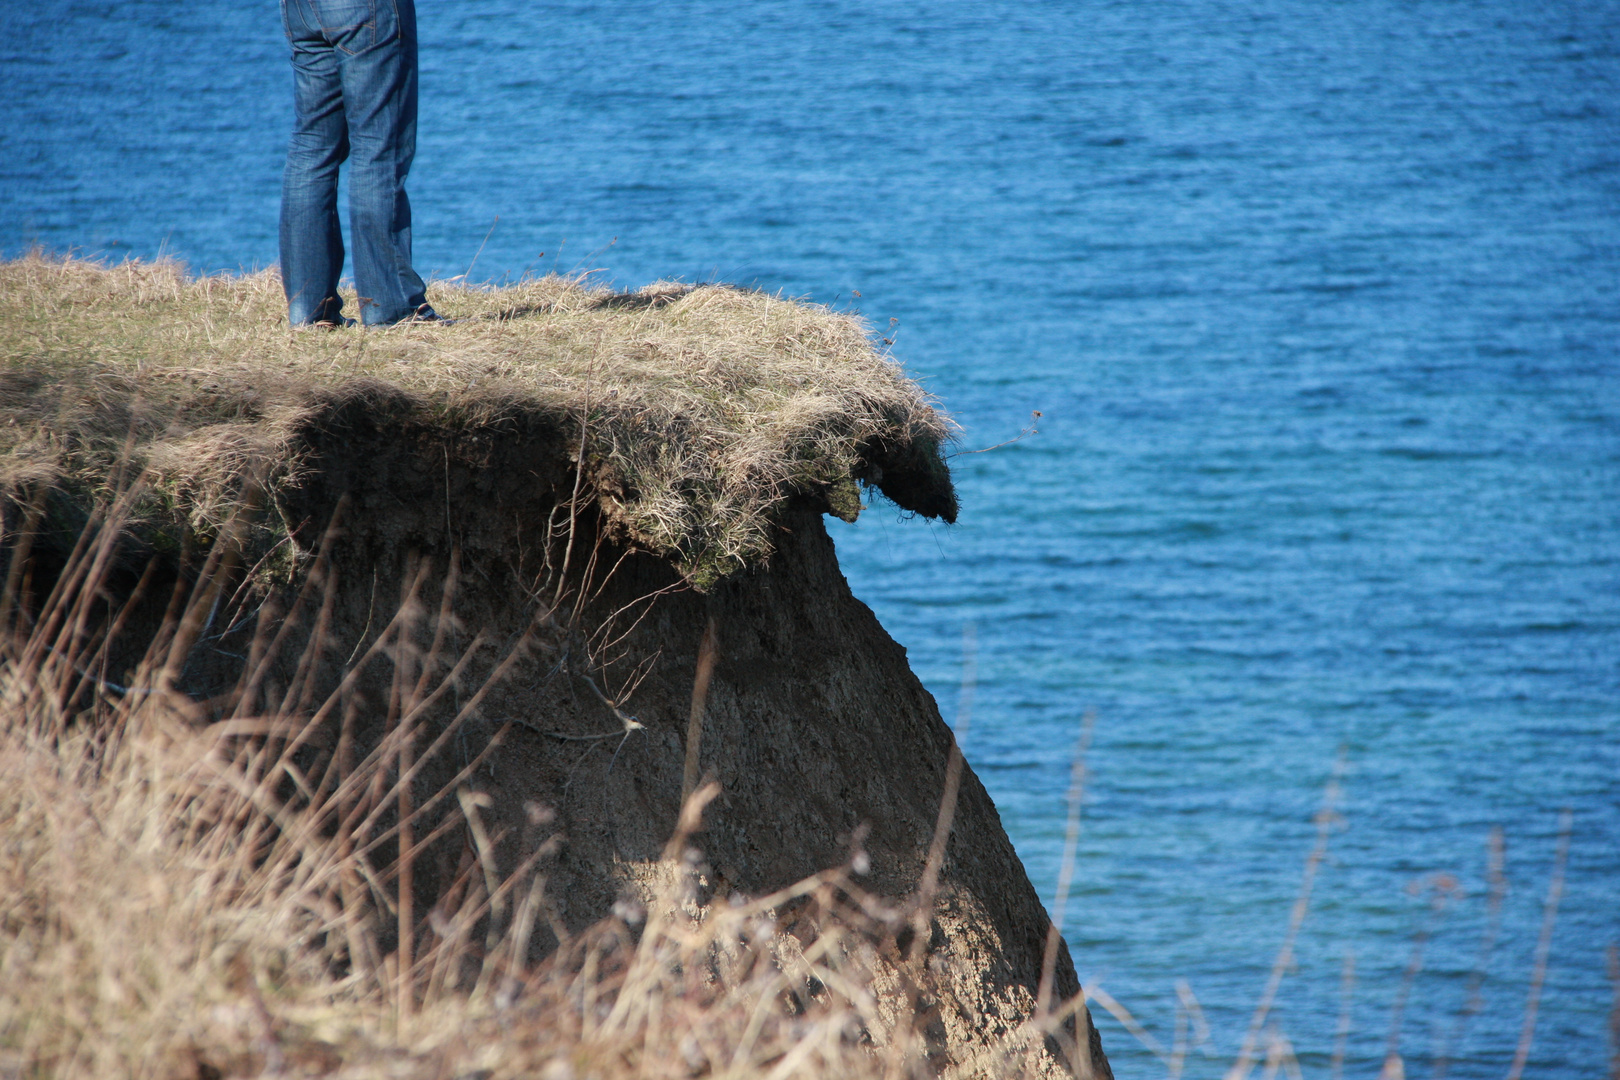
left=0, top=506, right=1088, bottom=1080
left=0, top=253, right=956, bottom=585
left=0, top=709, right=929, bottom=1080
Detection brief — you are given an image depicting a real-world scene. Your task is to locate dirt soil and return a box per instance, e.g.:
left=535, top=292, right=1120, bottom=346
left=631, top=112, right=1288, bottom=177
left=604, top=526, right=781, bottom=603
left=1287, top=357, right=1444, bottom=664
left=1, top=374, right=1110, bottom=1078
left=220, top=392, right=1110, bottom=1080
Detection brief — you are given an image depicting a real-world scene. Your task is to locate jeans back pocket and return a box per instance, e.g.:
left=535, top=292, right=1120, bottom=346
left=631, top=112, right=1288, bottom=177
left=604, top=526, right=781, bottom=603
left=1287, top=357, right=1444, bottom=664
left=310, top=0, right=377, bottom=41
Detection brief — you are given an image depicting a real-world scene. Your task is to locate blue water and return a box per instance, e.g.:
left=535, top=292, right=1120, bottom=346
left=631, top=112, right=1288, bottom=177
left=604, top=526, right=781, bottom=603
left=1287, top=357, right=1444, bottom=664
left=4, top=2, right=1617, bottom=1075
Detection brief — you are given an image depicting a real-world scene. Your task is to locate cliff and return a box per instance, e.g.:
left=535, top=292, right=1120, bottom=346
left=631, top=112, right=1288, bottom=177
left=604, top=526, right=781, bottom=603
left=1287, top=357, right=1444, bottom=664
left=0, top=255, right=1111, bottom=1078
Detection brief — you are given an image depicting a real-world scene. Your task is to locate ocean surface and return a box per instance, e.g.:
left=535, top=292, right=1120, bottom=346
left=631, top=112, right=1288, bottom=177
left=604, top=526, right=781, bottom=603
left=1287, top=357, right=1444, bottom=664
left=3, top=1, right=1617, bottom=1075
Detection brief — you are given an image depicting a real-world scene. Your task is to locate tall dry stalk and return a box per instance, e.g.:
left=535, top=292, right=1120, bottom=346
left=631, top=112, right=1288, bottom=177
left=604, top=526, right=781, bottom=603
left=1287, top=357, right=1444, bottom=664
left=0, top=500, right=1092, bottom=1079
left=1606, top=942, right=1619, bottom=1080
left=1505, top=809, right=1573, bottom=1080
left=1379, top=873, right=1463, bottom=1078
left=1330, top=950, right=1356, bottom=1080
left=1433, top=826, right=1507, bottom=1079
left=1223, top=751, right=1346, bottom=1080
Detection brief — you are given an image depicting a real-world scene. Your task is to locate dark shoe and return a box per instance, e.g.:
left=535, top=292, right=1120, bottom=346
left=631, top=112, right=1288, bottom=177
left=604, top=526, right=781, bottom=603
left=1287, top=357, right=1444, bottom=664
left=292, top=315, right=355, bottom=330
left=404, top=303, right=456, bottom=325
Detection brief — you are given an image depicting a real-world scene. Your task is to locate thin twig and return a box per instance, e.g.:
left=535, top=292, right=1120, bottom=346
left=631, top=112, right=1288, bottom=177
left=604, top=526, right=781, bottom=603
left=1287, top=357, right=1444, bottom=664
left=913, top=624, right=976, bottom=934
left=1331, top=951, right=1355, bottom=1080
left=949, top=410, right=1042, bottom=457
left=682, top=615, right=718, bottom=803
left=1225, top=749, right=1346, bottom=1080
left=1434, top=826, right=1506, bottom=1079
left=1381, top=873, right=1461, bottom=1076
left=1506, top=808, right=1573, bottom=1080
left=1037, top=711, right=1094, bottom=1015
left=461, top=215, right=499, bottom=284
left=1605, top=942, right=1619, bottom=1080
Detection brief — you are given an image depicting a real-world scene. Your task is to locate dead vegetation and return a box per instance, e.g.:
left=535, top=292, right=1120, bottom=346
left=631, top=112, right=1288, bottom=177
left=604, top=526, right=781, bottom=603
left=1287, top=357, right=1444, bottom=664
left=0, top=253, right=957, bottom=586
left=0, top=499, right=1093, bottom=1080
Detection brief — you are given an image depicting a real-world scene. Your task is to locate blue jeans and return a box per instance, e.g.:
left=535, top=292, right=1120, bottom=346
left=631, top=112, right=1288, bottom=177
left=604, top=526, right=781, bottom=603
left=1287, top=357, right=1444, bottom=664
left=279, top=0, right=428, bottom=326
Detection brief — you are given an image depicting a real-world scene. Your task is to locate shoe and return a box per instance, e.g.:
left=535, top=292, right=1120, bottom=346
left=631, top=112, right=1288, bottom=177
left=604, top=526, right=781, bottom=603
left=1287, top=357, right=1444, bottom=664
left=400, top=303, right=456, bottom=326
left=292, top=315, right=355, bottom=330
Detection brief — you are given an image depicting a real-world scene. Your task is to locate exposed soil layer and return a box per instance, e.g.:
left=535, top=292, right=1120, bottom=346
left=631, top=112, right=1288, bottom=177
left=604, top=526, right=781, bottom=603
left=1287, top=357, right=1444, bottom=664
left=242, top=399, right=1110, bottom=1078
left=0, top=387, right=1109, bottom=1077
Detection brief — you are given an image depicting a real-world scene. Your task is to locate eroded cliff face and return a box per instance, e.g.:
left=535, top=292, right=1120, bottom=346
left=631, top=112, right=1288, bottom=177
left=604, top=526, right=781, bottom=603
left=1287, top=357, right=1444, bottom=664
left=0, top=390, right=1108, bottom=1077
left=250, top=399, right=1113, bottom=1079
left=1, top=259, right=1110, bottom=1077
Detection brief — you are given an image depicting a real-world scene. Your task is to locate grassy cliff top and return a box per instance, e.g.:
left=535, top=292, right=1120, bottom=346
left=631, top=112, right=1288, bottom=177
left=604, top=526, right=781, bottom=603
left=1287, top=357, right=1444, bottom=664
left=0, top=255, right=956, bottom=582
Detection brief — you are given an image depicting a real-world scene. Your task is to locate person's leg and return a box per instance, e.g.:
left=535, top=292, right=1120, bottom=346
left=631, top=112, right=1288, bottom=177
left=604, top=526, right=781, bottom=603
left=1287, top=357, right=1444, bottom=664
left=322, top=0, right=430, bottom=325
left=278, top=0, right=350, bottom=326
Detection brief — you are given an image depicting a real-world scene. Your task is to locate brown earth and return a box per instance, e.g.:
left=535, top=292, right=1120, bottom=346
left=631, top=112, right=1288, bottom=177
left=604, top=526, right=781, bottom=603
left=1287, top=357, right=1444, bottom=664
left=240, top=389, right=1113, bottom=1079
left=2, top=374, right=1112, bottom=1078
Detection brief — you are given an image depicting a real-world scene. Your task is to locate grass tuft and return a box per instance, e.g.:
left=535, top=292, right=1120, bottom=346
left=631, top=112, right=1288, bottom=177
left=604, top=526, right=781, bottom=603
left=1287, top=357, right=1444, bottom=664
left=0, top=253, right=957, bottom=586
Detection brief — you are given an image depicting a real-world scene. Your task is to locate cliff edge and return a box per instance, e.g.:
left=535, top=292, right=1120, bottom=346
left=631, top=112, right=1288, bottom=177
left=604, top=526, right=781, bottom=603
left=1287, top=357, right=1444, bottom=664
left=0, top=255, right=1111, bottom=1078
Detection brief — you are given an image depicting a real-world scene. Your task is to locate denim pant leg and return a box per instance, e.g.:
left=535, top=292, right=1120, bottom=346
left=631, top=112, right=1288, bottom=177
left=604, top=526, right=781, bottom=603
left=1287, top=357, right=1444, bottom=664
left=279, top=0, right=427, bottom=326
left=333, top=0, right=427, bottom=325
left=279, top=0, right=349, bottom=325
